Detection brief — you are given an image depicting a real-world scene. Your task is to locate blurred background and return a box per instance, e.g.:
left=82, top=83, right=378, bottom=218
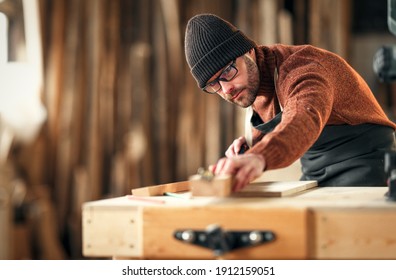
left=0, top=0, right=395, bottom=260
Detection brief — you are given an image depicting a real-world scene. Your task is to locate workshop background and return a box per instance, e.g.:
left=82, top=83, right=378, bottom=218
left=0, top=0, right=395, bottom=260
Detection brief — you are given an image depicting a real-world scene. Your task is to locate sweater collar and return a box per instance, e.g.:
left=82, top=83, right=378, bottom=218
left=255, top=46, right=277, bottom=96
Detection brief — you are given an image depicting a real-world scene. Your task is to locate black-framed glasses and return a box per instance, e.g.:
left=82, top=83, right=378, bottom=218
left=202, top=60, right=238, bottom=94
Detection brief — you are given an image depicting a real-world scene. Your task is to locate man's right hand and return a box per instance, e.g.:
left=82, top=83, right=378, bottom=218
left=225, top=136, right=249, bottom=157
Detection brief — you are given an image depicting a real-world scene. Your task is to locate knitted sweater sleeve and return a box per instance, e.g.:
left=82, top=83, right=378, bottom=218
left=248, top=61, right=333, bottom=170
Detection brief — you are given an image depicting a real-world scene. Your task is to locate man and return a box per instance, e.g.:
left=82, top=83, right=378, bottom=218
left=184, top=13, right=396, bottom=191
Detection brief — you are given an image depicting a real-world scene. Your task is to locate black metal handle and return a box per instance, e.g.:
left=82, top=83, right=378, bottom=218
left=174, top=224, right=276, bottom=256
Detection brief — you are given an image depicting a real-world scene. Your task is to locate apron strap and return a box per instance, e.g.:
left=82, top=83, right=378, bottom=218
left=246, top=66, right=282, bottom=138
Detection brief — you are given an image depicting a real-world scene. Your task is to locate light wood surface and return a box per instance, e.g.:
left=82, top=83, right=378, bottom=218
left=82, top=186, right=396, bottom=259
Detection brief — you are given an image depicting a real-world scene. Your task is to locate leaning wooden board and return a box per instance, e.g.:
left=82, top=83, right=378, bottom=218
left=0, top=186, right=11, bottom=259
left=82, top=186, right=396, bottom=259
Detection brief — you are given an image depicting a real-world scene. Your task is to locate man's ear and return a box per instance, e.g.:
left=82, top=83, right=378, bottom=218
left=248, top=48, right=256, bottom=62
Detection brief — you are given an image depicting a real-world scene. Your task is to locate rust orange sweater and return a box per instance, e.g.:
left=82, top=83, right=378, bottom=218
left=248, top=44, right=396, bottom=170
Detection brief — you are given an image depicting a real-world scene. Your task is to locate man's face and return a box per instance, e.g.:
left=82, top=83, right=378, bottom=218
left=205, top=53, right=260, bottom=107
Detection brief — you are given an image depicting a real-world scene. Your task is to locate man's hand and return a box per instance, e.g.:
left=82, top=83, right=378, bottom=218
left=225, top=136, right=249, bottom=156
left=209, top=153, right=266, bottom=192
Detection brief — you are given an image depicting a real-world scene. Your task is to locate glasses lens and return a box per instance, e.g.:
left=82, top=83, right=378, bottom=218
left=202, top=60, right=237, bottom=94
left=220, top=64, right=237, bottom=81
left=203, top=82, right=221, bottom=94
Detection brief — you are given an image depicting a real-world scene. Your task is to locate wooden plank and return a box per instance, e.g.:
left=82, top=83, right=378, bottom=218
left=131, top=181, right=190, bottom=196
left=293, top=0, right=308, bottom=45
left=152, top=0, right=169, bottom=184
left=115, top=1, right=134, bottom=193
left=236, top=181, right=317, bottom=197
left=85, top=0, right=103, bottom=201
left=258, top=0, right=278, bottom=44
left=159, top=0, right=183, bottom=182
left=309, top=0, right=351, bottom=57
left=11, top=223, right=32, bottom=260
left=278, top=9, right=293, bottom=45
left=175, top=78, right=204, bottom=181
left=44, top=0, right=66, bottom=185
left=54, top=0, right=79, bottom=232
left=311, top=208, right=396, bottom=259
left=32, top=185, right=66, bottom=259
left=130, top=43, right=153, bottom=188
left=0, top=182, right=11, bottom=259
left=98, top=0, right=119, bottom=194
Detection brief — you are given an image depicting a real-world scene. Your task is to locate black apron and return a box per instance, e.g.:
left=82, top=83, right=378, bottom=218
left=251, top=112, right=396, bottom=186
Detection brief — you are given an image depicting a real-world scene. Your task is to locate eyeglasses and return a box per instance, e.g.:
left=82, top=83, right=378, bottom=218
left=202, top=60, right=238, bottom=94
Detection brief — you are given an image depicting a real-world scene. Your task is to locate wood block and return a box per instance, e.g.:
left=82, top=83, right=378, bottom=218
left=189, top=174, right=232, bottom=197
left=131, top=181, right=190, bottom=196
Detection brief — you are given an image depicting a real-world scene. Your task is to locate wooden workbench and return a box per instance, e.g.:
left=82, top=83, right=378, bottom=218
left=82, top=185, right=396, bottom=260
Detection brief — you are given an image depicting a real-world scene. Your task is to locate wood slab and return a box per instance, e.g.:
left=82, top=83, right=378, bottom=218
left=234, top=181, right=318, bottom=197
left=131, top=181, right=190, bottom=196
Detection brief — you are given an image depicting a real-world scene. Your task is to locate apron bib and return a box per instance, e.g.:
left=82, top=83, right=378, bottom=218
left=300, top=124, right=395, bottom=186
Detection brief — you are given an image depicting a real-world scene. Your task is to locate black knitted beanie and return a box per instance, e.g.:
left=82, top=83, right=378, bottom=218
left=185, top=14, right=257, bottom=88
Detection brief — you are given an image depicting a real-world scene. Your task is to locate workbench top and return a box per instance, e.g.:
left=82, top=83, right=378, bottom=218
left=82, top=186, right=396, bottom=260
left=84, top=186, right=393, bottom=209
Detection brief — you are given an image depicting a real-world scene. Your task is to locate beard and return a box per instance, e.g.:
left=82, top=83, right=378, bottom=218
left=231, top=55, right=260, bottom=108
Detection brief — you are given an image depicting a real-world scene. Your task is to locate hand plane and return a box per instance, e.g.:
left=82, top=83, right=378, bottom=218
left=189, top=168, right=233, bottom=197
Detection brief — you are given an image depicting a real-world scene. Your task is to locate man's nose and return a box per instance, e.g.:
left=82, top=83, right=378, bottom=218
left=219, top=81, right=234, bottom=95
